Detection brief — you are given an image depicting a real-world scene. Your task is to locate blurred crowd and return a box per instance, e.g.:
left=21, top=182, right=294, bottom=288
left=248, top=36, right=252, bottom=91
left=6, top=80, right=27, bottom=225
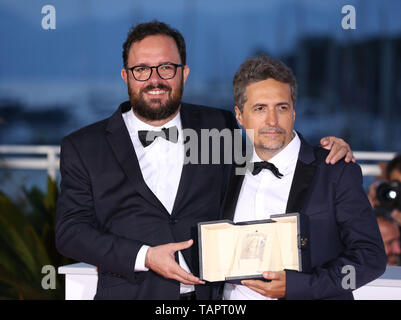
left=368, top=155, right=401, bottom=266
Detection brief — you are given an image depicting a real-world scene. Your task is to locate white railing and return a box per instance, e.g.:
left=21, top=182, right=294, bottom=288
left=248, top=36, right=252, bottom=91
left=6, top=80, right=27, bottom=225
left=354, top=151, right=397, bottom=177
left=0, top=145, right=60, bottom=180
left=0, top=146, right=398, bottom=179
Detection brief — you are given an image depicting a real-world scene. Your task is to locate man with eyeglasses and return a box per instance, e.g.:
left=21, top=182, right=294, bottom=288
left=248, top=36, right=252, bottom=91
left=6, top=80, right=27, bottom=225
left=56, top=20, right=355, bottom=300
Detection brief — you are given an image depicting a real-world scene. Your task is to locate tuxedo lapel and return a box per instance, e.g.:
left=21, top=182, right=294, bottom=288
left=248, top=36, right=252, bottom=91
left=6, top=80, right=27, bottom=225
left=223, top=166, right=246, bottom=220
left=105, top=102, right=169, bottom=215
left=285, top=133, right=317, bottom=213
left=171, top=104, right=201, bottom=216
left=222, top=133, right=317, bottom=220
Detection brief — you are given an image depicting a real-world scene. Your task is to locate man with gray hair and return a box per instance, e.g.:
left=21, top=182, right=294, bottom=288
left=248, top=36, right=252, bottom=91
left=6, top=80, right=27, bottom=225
left=56, top=20, right=357, bottom=300
left=222, top=55, right=386, bottom=300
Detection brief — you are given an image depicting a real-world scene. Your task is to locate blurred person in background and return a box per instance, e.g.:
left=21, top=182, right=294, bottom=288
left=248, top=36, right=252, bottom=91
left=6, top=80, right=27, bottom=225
left=369, top=155, right=401, bottom=265
left=368, top=155, right=401, bottom=207
left=374, top=208, right=401, bottom=266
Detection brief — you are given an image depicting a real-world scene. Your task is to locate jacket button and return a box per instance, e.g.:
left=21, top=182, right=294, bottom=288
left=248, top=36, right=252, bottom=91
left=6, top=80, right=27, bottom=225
left=169, top=218, right=178, bottom=225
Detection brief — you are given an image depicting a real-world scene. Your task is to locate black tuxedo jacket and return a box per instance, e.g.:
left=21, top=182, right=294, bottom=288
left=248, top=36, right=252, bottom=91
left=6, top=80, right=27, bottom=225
left=55, top=101, right=238, bottom=300
left=222, top=133, right=386, bottom=300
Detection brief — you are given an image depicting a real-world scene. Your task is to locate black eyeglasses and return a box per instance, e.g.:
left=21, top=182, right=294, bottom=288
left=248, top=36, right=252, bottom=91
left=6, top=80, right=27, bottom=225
left=127, top=62, right=184, bottom=81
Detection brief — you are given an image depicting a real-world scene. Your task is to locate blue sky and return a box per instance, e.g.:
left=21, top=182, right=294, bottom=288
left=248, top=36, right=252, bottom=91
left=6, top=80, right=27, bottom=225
left=2, top=0, right=401, bottom=81
left=1, top=0, right=400, bottom=112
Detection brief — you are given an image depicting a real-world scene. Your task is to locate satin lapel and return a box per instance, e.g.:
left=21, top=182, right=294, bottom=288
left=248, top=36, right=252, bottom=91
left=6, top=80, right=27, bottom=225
left=285, top=134, right=317, bottom=213
left=171, top=104, right=201, bottom=216
left=223, top=167, right=246, bottom=220
left=105, top=102, right=169, bottom=215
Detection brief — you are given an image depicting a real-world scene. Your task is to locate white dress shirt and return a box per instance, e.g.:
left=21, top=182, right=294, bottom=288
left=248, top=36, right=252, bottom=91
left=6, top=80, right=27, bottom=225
left=223, top=131, right=301, bottom=300
left=122, top=109, right=194, bottom=294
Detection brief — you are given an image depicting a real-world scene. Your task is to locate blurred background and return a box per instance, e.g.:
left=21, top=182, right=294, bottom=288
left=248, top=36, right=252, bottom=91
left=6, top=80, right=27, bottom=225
left=0, top=0, right=400, bottom=299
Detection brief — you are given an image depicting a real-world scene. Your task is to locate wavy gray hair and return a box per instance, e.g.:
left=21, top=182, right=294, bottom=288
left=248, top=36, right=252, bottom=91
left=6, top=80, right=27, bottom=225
left=233, top=55, right=297, bottom=112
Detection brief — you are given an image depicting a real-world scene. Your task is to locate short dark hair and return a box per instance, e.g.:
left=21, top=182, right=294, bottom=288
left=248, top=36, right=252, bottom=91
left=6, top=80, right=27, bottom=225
left=233, top=55, right=297, bottom=112
left=122, top=20, right=186, bottom=69
left=376, top=210, right=396, bottom=225
left=386, top=154, right=401, bottom=180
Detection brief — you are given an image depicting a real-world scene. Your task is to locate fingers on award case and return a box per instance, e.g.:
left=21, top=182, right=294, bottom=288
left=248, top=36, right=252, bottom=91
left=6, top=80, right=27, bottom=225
left=198, top=213, right=310, bottom=283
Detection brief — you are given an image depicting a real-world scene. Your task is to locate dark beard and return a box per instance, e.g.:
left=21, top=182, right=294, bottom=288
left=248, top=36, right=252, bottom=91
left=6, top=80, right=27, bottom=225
left=128, top=81, right=183, bottom=121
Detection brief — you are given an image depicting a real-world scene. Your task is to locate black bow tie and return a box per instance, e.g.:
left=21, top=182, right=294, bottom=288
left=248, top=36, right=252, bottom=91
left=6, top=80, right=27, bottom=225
left=251, top=161, right=283, bottom=178
left=138, top=126, right=179, bottom=147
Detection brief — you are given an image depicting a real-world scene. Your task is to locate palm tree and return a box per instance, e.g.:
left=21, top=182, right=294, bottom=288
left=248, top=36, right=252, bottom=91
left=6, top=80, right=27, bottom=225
left=0, top=177, right=75, bottom=299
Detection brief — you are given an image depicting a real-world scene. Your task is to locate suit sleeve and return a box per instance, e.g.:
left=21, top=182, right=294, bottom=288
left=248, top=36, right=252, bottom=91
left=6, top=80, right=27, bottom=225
left=285, top=163, right=387, bottom=299
left=55, top=136, right=145, bottom=281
